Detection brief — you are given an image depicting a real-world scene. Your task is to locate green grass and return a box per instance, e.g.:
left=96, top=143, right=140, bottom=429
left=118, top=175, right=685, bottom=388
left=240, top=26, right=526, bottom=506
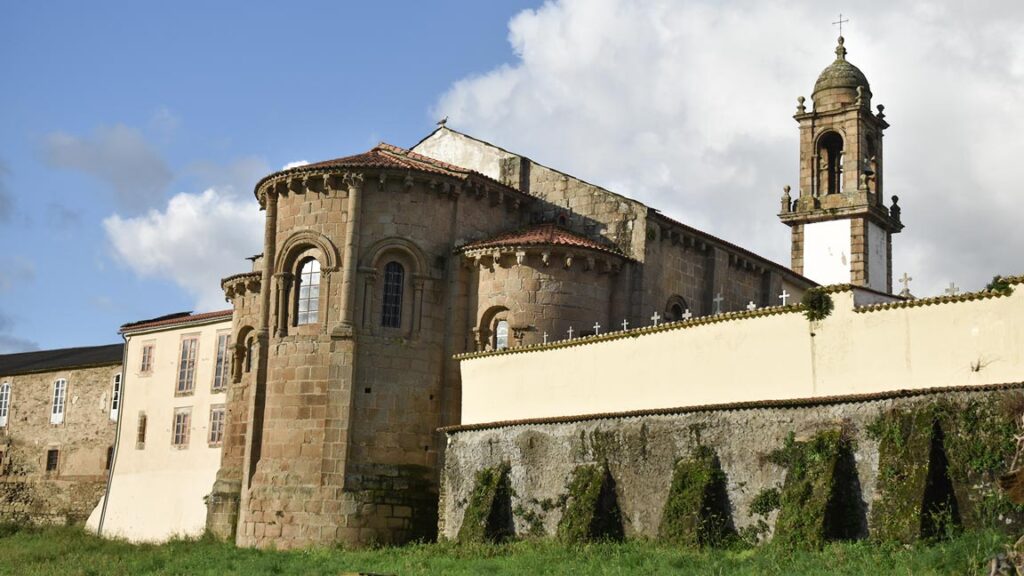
left=0, top=524, right=1013, bottom=575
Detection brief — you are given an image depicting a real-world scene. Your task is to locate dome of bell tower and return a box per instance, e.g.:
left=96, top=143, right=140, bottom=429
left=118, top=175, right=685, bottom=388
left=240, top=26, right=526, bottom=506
left=812, top=37, right=871, bottom=108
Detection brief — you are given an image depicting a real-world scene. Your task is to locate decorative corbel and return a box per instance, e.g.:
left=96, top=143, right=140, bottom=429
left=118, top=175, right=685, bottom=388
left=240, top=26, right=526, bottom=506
left=541, top=251, right=551, bottom=267
left=342, top=171, right=365, bottom=190
left=515, top=250, right=526, bottom=266
left=564, top=253, right=574, bottom=270
left=378, top=173, right=387, bottom=191
left=403, top=173, right=414, bottom=192
left=585, top=256, right=595, bottom=272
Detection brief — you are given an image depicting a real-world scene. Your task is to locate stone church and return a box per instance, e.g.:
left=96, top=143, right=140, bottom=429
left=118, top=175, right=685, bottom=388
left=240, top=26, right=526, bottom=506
left=205, top=36, right=903, bottom=548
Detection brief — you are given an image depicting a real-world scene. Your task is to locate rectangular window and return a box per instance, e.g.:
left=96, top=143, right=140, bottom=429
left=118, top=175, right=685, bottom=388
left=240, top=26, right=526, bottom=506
left=105, top=446, right=114, bottom=471
left=213, top=333, right=230, bottom=391
left=177, top=337, right=198, bottom=395
left=110, top=373, right=122, bottom=421
left=172, top=407, right=191, bottom=448
left=140, top=344, right=154, bottom=374
left=0, top=382, right=10, bottom=428
left=45, top=449, right=59, bottom=472
left=50, top=379, right=67, bottom=425
left=136, top=412, right=147, bottom=449
left=208, top=405, right=226, bottom=447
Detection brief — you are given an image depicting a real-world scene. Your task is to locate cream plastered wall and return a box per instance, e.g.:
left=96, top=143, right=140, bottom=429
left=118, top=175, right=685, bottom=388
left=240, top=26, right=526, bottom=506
left=802, top=219, right=851, bottom=286
left=458, top=285, right=1024, bottom=425
left=87, top=316, right=231, bottom=542
left=413, top=128, right=513, bottom=181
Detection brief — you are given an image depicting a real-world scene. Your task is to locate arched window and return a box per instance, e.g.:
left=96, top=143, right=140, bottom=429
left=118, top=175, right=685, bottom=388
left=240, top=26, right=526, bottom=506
left=245, top=336, right=254, bottom=373
left=495, top=320, right=510, bottom=350
left=0, top=382, right=10, bottom=428
left=665, top=296, right=688, bottom=322
left=295, top=258, right=321, bottom=325
left=818, top=132, right=844, bottom=195
left=381, top=261, right=405, bottom=328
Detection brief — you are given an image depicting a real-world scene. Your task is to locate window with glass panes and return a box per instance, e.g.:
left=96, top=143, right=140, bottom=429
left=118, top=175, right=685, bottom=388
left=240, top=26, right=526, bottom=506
left=140, top=344, right=154, bottom=373
left=381, top=261, right=404, bottom=328
left=0, top=383, right=9, bottom=428
left=213, top=333, right=230, bottom=391
left=208, top=405, right=226, bottom=446
left=296, top=259, right=320, bottom=325
left=110, top=373, right=122, bottom=421
left=177, top=337, right=198, bottom=395
left=50, top=379, right=67, bottom=425
left=172, top=408, right=191, bottom=448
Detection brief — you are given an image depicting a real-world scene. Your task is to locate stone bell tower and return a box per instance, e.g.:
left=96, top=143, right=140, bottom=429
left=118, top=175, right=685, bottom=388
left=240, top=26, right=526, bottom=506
left=779, top=36, right=903, bottom=293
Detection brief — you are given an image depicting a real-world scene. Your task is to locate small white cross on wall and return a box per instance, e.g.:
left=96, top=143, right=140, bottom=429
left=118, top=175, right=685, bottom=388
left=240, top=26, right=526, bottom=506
left=746, top=301, right=757, bottom=311
left=713, top=293, right=724, bottom=315
left=542, top=332, right=548, bottom=345
left=944, top=282, right=960, bottom=296
left=651, top=312, right=661, bottom=326
left=681, top=309, right=692, bottom=321
left=779, top=290, right=791, bottom=306
left=593, top=322, right=601, bottom=336
left=621, top=319, right=629, bottom=331
left=566, top=326, right=574, bottom=340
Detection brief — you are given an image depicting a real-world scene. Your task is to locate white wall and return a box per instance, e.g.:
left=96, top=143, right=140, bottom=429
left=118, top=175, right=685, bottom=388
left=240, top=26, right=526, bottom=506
left=459, top=285, right=1024, bottom=425
left=803, top=219, right=851, bottom=286
left=412, top=128, right=514, bottom=181
left=867, top=220, right=889, bottom=292
left=87, top=317, right=231, bottom=542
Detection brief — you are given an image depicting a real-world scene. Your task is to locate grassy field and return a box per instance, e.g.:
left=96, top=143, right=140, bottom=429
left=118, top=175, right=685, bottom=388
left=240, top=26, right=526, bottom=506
left=0, top=524, right=1013, bottom=575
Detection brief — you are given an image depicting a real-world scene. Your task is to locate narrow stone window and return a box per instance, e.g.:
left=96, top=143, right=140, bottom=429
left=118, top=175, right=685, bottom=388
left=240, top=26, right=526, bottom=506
left=213, top=333, right=231, bottom=391
left=140, top=344, right=154, bottom=374
left=208, top=405, right=226, bottom=447
left=295, top=258, right=321, bottom=325
left=45, top=448, right=59, bottom=472
left=172, top=407, right=192, bottom=448
left=177, top=336, right=198, bottom=395
left=136, top=412, right=147, bottom=449
left=245, top=336, right=254, bottom=373
left=50, top=379, right=67, bottom=425
left=495, top=320, right=510, bottom=350
left=105, top=446, right=114, bottom=471
left=0, top=382, right=10, bottom=428
left=109, top=373, right=122, bottom=421
left=381, top=261, right=405, bottom=328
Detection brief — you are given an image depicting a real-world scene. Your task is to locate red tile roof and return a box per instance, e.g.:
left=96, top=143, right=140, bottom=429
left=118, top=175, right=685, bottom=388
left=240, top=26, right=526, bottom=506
left=254, top=143, right=526, bottom=200
left=460, top=224, right=626, bottom=258
left=121, top=309, right=233, bottom=333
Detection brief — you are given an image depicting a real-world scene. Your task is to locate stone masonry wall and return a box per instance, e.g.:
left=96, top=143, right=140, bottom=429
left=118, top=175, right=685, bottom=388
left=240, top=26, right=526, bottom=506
left=441, top=385, right=1024, bottom=542
left=0, top=364, right=120, bottom=524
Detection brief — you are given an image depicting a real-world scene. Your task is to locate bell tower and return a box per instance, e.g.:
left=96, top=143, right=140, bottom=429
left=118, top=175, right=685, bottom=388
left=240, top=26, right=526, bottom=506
left=779, top=36, right=903, bottom=293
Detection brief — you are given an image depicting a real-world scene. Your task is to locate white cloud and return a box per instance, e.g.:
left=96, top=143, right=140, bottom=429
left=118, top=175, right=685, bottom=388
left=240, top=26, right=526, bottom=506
left=0, top=313, right=38, bottom=354
left=282, top=160, right=310, bottom=170
left=43, top=124, right=174, bottom=211
left=435, top=0, right=1024, bottom=297
left=104, top=187, right=263, bottom=311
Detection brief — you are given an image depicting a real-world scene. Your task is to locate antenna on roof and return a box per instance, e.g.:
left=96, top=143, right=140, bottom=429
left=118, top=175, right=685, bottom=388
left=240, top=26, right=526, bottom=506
left=437, top=116, right=448, bottom=126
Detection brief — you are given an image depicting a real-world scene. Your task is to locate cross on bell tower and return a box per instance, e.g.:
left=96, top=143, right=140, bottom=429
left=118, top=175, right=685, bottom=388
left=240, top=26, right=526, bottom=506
left=779, top=34, right=904, bottom=293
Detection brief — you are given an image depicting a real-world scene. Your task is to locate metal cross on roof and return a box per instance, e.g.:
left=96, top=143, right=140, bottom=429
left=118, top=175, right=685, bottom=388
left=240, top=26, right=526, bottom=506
left=833, top=13, right=849, bottom=36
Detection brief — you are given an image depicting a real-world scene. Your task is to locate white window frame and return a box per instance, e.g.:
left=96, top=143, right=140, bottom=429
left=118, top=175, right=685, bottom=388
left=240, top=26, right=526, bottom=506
left=0, top=382, right=10, bottom=428
left=495, top=320, right=510, bottom=350
left=208, top=405, right=226, bottom=447
left=50, top=379, right=67, bottom=425
left=109, top=373, right=122, bottom=421
left=177, top=336, right=199, bottom=396
left=140, top=344, right=154, bottom=374
left=172, top=407, right=191, bottom=448
left=213, top=332, right=230, bottom=392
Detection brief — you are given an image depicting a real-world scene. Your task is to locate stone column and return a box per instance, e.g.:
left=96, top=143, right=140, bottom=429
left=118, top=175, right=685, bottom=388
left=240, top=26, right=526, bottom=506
left=274, top=273, right=292, bottom=337
left=411, top=277, right=427, bottom=336
left=338, top=173, right=364, bottom=330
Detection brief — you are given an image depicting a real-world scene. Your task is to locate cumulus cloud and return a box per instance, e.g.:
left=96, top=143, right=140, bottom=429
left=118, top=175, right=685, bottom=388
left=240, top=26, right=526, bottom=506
left=282, top=160, right=310, bottom=170
left=43, top=124, right=174, bottom=211
left=104, top=187, right=263, bottom=310
left=435, top=0, right=1024, bottom=296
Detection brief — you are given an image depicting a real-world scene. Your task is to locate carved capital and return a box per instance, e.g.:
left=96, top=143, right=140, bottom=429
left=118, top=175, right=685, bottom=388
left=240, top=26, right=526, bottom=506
left=342, top=172, right=365, bottom=190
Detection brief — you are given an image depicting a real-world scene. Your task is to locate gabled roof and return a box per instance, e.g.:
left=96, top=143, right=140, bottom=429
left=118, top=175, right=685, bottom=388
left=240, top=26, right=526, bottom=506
left=0, top=344, right=124, bottom=377
left=253, top=143, right=527, bottom=202
left=120, top=309, right=233, bottom=334
left=459, top=223, right=627, bottom=258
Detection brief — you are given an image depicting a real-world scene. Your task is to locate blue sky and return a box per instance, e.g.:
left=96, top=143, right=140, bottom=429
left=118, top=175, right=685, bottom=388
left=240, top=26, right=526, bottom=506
left=3, top=1, right=1023, bottom=352
left=0, top=1, right=537, bottom=351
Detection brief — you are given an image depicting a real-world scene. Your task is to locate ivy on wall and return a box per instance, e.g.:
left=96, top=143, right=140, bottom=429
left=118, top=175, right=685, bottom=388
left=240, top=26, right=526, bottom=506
left=556, top=463, right=624, bottom=543
left=658, top=446, right=734, bottom=547
left=457, top=463, right=514, bottom=543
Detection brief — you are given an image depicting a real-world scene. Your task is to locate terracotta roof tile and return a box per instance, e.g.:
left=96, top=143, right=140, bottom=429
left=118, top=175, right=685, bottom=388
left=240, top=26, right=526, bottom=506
left=460, top=224, right=626, bottom=257
left=121, top=309, right=233, bottom=333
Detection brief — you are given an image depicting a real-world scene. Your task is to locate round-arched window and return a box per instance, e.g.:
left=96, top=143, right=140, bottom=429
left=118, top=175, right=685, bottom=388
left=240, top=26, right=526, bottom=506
left=296, top=258, right=321, bottom=325
left=381, top=261, right=405, bottom=328
left=495, top=320, right=510, bottom=350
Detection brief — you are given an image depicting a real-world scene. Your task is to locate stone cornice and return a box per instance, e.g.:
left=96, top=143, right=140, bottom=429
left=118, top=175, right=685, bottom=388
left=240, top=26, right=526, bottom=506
left=778, top=202, right=903, bottom=232
left=222, top=272, right=261, bottom=300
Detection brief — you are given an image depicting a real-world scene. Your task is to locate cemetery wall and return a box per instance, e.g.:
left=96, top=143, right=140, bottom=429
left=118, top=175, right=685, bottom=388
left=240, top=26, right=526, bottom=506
left=440, top=383, right=1024, bottom=543
left=457, top=282, right=1024, bottom=425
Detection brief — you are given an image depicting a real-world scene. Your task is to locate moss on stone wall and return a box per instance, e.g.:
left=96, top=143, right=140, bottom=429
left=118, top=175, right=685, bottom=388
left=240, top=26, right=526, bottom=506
left=769, top=429, right=859, bottom=549
left=658, top=446, right=734, bottom=548
left=869, top=397, right=1024, bottom=543
left=457, top=463, right=513, bottom=543
left=556, top=463, right=623, bottom=543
